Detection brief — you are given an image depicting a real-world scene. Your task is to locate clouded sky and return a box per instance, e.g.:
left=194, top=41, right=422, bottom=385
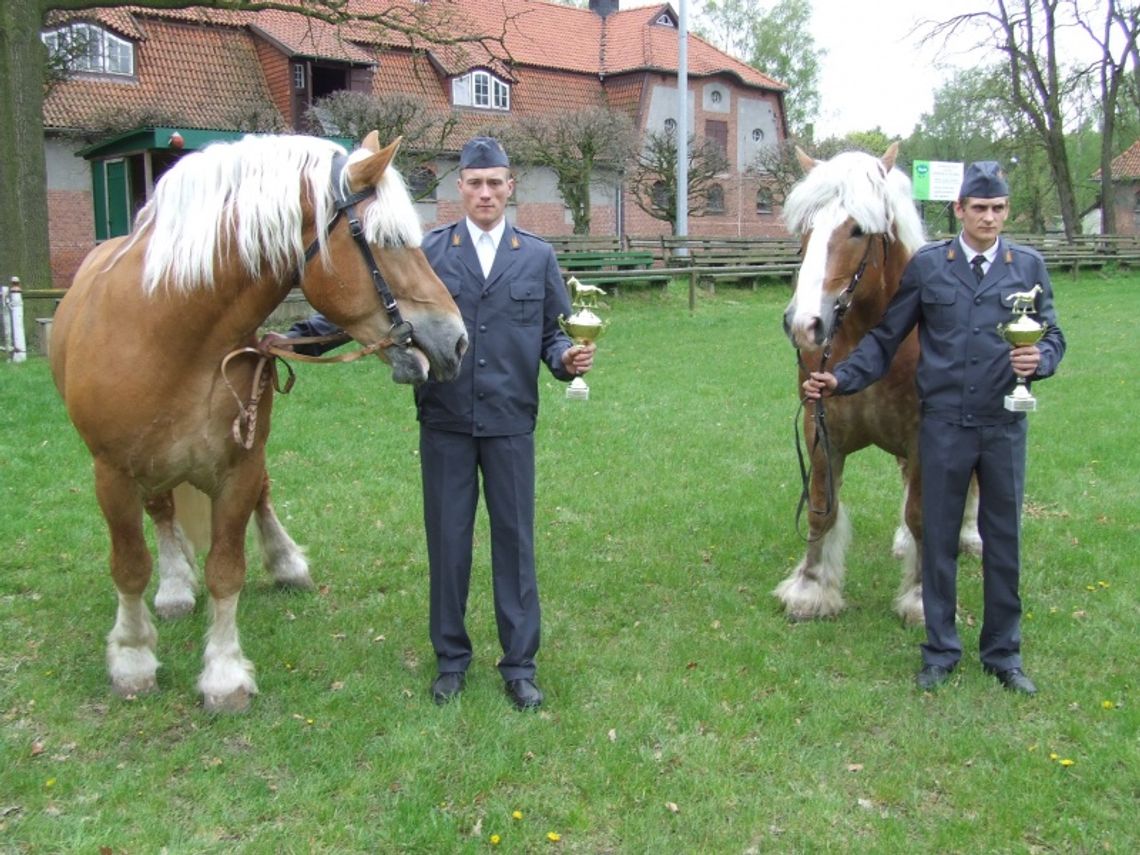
left=618, top=0, right=984, bottom=139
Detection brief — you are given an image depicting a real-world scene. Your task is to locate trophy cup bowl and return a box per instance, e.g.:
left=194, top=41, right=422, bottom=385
left=558, top=308, right=608, bottom=400
left=997, top=285, right=1047, bottom=412
left=559, top=277, right=609, bottom=400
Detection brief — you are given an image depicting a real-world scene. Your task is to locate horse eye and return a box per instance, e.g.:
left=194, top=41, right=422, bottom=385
left=850, top=224, right=864, bottom=238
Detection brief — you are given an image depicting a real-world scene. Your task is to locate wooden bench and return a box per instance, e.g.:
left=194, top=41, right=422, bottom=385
left=558, top=250, right=656, bottom=273
left=544, top=235, right=623, bottom=254
left=564, top=266, right=676, bottom=295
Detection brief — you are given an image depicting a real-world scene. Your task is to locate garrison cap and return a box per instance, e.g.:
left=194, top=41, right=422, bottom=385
left=459, top=136, right=510, bottom=170
left=959, top=161, right=1009, bottom=199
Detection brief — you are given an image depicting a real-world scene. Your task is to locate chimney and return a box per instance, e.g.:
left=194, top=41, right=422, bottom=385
left=590, top=0, right=619, bottom=17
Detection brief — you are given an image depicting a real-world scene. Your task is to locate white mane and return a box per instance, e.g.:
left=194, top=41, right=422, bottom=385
left=782, top=150, right=926, bottom=255
left=132, top=134, right=422, bottom=294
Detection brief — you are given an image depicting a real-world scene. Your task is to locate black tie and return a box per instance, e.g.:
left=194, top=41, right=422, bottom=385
left=971, top=254, right=985, bottom=283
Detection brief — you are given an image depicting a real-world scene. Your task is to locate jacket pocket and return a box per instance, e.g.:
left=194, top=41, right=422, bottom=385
left=920, top=286, right=957, bottom=332
left=509, top=281, right=543, bottom=326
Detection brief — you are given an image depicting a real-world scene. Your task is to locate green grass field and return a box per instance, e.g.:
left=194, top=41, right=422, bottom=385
left=1, top=271, right=1136, bottom=853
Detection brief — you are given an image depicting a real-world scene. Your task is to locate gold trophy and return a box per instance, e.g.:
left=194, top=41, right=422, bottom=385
left=558, top=276, right=608, bottom=401
left=997, top=284, right=1047, bottom=412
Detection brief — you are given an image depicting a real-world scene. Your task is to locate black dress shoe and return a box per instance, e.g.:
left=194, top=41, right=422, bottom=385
left=505, top=678, right=544, bottom=710
left=431, top=672, right=466, bottom=705
left=985, top=666, right=1037, bottom=695
left=915, top=663, right=955, bottom=691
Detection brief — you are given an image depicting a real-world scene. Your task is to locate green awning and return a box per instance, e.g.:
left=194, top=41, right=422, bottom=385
left=77, top=127, right=354, bottom=159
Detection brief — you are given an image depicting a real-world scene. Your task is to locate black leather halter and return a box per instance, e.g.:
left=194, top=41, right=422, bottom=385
left=300, top=153, right=413, bottom=348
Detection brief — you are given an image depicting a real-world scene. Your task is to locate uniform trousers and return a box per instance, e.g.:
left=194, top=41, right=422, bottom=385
left=419, top=426, right=540, bottom=681
left=919, top=417, right=1028, bottom=671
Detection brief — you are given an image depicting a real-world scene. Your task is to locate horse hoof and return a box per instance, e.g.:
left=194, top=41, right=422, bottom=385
left=111, top=676, right=157, bottom=698
left=154, top=596, right=196, bottom=619
left=202, top=688, right=253, bottom=713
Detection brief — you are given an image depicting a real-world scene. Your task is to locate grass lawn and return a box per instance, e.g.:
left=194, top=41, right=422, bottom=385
left=1, top=270, right=1136, bottom=853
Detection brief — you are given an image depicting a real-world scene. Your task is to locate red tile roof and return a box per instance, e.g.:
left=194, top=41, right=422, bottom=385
left=44, top=15, right=274, bottom=132
left=1110, top=138, right=1140, bottom=179
left=43, top=1, right=785, bottom=135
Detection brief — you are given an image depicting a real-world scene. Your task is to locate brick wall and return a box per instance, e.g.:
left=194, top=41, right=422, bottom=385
left=47, top=189, right=95, bottom=288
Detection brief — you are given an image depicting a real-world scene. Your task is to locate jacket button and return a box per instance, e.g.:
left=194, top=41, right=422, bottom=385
left=479, top=324, right=487, bottom=332
left=478, top=358, right=486, bottom=367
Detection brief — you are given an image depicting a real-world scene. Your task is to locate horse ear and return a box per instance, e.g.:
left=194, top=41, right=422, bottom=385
left=348, top=135, right=403, bottom=191
left=881, top=142, right=900, bottom=172
left=795, top=146, right=817, bottom=173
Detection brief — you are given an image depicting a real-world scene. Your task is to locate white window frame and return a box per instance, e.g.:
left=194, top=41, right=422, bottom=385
left=42, top=22, right=135, bottom=77
left=451, top=70, right=510, bottom=111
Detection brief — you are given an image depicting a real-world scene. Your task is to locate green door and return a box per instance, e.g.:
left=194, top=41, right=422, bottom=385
left=92, top=158, right=131, bottom=241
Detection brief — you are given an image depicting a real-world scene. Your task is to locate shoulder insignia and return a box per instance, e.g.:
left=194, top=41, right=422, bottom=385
left=451, top=232, right=462, bottom=247
left=1005, top=249, right=1013, bottom=263
left=946, top=245, right=956, bottom=261
left=510, top=235, right=520, bottom=250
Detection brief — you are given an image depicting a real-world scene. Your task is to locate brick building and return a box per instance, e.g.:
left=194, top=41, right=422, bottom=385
left=41, top=0, right=789, bottom=287
left=1102, top=138, right=1140, bottom=235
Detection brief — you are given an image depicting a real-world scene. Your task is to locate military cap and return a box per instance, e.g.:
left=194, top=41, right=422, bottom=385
left=959, top=161, right=1009, bottom=199
left=459, top=136, right=510, bottom=170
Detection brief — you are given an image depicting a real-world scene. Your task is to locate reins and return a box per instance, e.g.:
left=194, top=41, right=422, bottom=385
left=792, top=234, right=886, bottom=541
left=222, top=152, right=413, bottom=449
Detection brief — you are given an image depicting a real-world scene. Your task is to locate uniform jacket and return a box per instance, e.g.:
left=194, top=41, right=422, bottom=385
left=833, top=237, right=1066, bottom=426
left=415, top=220, right=575, bottom=436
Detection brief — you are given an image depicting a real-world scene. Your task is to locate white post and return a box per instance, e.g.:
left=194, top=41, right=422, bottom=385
left=676, top=0, right=689, bottom=252
left=0, top=279, right=10, bottom=356
left=7, top=277, right=26, bottom=363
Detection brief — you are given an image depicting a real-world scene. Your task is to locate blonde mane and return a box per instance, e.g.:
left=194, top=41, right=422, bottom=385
left=131, top=134, right=422, bottom=294
left=782, top=150, right=926, bottom=255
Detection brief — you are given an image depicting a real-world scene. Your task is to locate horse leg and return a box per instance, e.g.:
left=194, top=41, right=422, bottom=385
left=959, top=474, right=983, bottom=557
left=774, top=455, right=850, bottom=620
left=147, top=491, right=199, bottom=619
left=254, top=470, right=313, bottom=590
left=94, top=460, right=160, bottom=697
left=891, top=457, right=913, bottom=559
left=198, top=461, right=263, bottom=712
left=894, top=462, right=924, bottom=626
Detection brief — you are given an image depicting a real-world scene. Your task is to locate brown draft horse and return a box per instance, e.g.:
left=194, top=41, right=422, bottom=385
left=51, top=132, right=467, bottom=710
left=777, top=144, right=980, bottom=624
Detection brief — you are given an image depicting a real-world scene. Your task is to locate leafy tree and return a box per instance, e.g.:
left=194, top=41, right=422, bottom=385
left=306, top=91, right=461, bottom=200
left=922, top=1, right=1093, bottom=238
left=503, top=107, right=638, bottom=235
left=629, top=127, right=729, bottom=233
left=1072, top=0, right=1139, bottom=235
left=700, top=0, right=822, bottom=133
left=1, top=0, right=509, bottom=290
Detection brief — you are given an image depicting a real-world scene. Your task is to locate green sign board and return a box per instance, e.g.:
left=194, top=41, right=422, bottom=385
left=912, top=160, right=964, bottom=201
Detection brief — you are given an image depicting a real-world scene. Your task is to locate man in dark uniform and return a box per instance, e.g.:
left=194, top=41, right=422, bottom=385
left=285, top=137, right=595, bottom=710
left=802, top=161, right=1065, bottom=694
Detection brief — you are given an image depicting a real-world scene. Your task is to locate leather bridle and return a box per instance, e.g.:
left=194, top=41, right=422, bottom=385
left=223, top=152, right=417, bottom=448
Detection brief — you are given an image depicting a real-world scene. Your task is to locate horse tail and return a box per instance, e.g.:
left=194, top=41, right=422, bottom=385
left=172, top=482, right=212, bottom=554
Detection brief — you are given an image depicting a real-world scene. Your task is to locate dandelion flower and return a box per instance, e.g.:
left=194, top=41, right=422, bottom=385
left=1102, top=700, right=1115, bottom=710
left=547, top=831, right=562, bottom=842
left=490, top=834, right=501, bottom=845
left=512, top=810, right=523, bottom=821
left=1049, top=752, right=1059, bottom=761
left=1060, top=758, right=1075, bottom=767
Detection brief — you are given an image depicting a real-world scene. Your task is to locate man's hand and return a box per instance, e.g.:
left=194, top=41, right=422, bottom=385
left=802, top=371, right=838, bottom=400
left=562, top=343, right=596, bottom=376
left=1010, top=345, right=1040, bottom=378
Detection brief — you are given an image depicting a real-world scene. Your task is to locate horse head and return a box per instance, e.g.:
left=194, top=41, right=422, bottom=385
left=301, top=132, right=467, bottom=385
left=781, top=143, right=924, bottom=352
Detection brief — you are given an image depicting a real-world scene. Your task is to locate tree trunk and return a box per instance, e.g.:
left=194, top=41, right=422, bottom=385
left=0, top=1, right=53, bottom=290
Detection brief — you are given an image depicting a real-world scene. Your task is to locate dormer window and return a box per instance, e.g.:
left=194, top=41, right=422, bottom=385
left=452, top=70, right=510, bottom=111
left=655, top=13, right=676, bottom=27
left=42, top=22, right=134, bottom=77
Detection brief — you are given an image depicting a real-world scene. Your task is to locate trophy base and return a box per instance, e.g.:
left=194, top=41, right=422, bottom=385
left=566, top=376, right=590, bottom=401
left=1004, top=393, right=1037, bottom=412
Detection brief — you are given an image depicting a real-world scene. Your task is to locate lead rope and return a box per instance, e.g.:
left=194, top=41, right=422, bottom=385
left=791, top=235, right=883, bottom=541
left=221, top=331, right=398, bottom=449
